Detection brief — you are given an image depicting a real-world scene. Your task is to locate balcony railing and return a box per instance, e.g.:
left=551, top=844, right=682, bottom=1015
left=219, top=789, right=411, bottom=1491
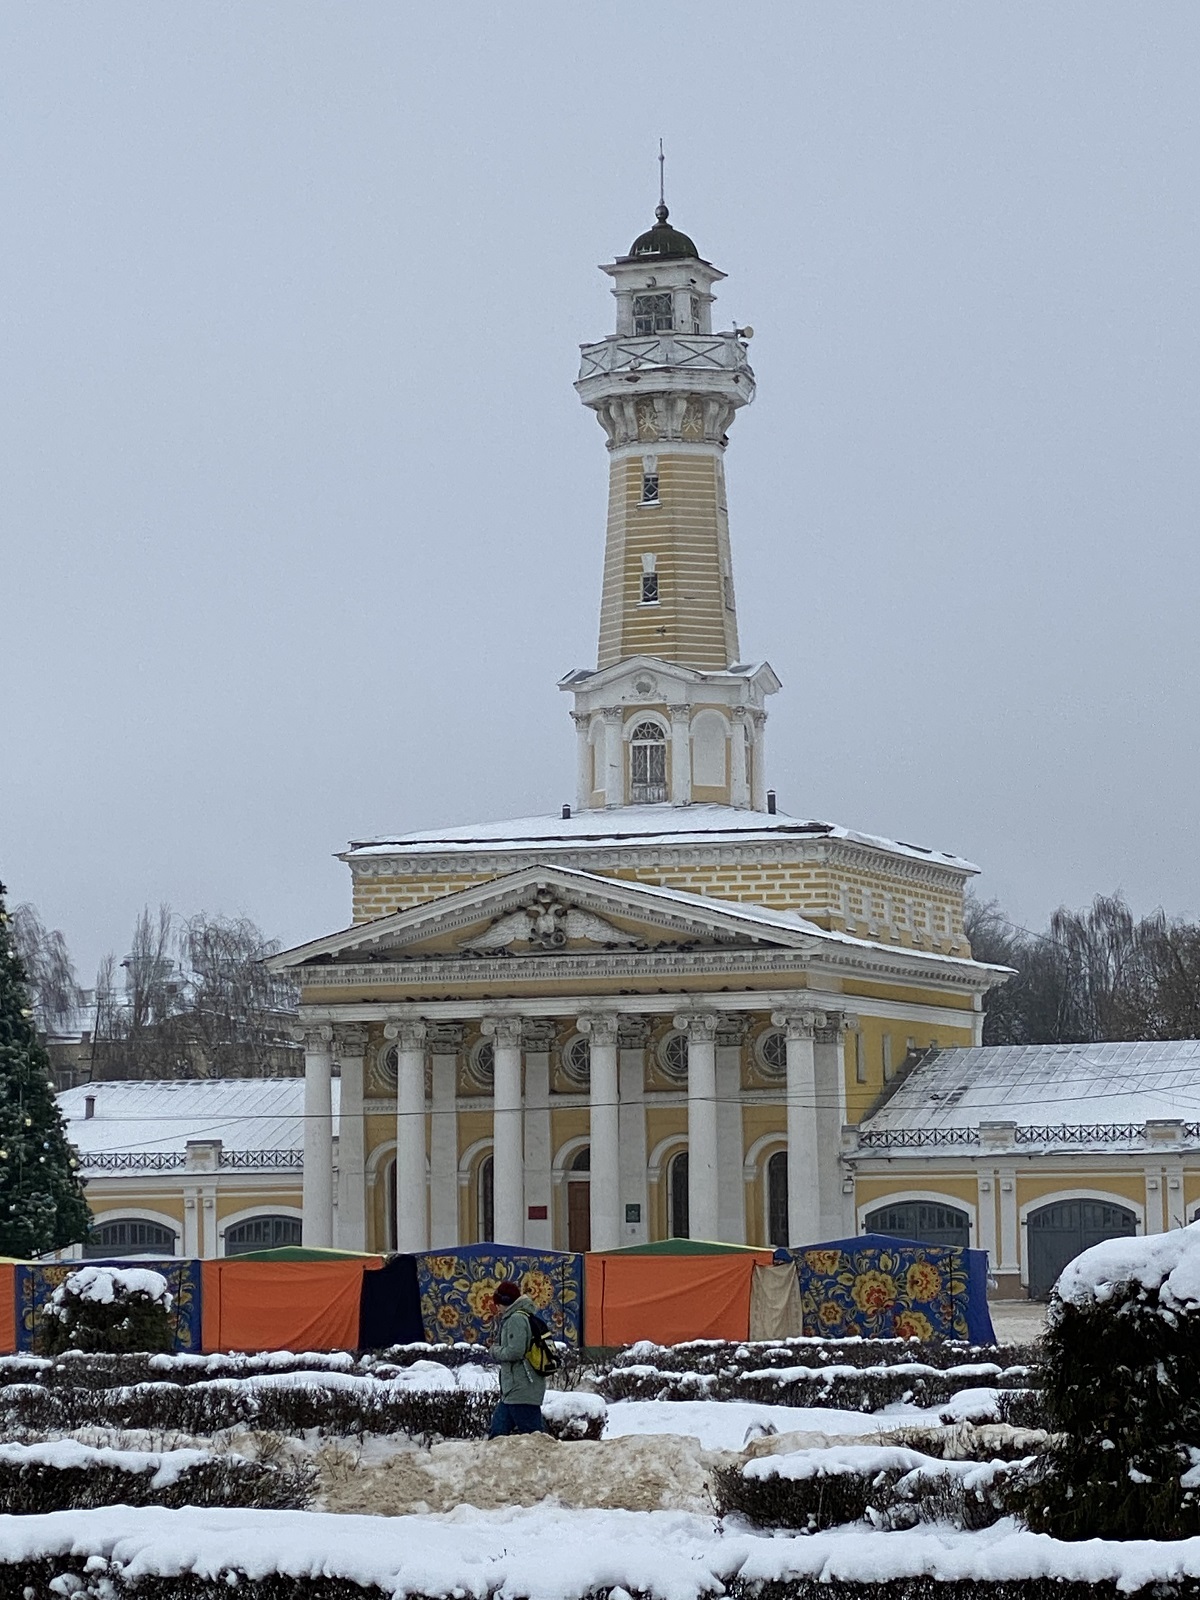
left=577, top=333, right=754, bottom=383
left=80, top=1147, right=303, bottom=1173
left=630, top=783, right=668, bottom=804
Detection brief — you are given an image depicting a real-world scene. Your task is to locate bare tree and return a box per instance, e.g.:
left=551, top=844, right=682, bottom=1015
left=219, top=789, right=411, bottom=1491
left=11, top=903, right=82, bottom=1034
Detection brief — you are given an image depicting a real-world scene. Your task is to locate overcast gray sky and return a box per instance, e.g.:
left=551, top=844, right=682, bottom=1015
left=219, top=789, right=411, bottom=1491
left=3, top=3, right=1198, bottom=980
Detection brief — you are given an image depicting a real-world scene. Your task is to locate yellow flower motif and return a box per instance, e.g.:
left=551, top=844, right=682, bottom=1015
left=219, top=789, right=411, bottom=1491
left=893, top=1310, right=934, bottom=1342
left=804, top=1250, right=844, bottom=1275
left=436, top=1305, right=460, bottom=1330
left=426, top=1255, right=459, bottom=1281
left=851, top=1270, right=898, bottom=1315
left=905, top=1261, right=943, bottom=1303
left=817, top=1300, right=843, bottom=1328
left=520, top=1270, right=554, bottom=1309
left=467, top=1279, right=499, bottom=1319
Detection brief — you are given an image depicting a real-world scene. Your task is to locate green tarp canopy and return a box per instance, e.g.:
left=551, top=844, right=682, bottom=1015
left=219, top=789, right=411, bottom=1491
left=594, top=1237, right=768, bottom=1255
left=225, top=1246, right=380, bottom=1263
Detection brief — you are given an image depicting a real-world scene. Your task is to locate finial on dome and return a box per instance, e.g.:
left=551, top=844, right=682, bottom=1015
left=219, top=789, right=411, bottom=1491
left=658, top=137, right=666, bottom=212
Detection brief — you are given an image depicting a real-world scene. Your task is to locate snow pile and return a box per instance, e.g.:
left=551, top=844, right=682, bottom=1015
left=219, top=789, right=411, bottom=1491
left=0, top=1438, right=222, bottom=1490
left=46, top=1266, right=172, bottom=1317
left=1057, top=1219, right=1200, bottom=1312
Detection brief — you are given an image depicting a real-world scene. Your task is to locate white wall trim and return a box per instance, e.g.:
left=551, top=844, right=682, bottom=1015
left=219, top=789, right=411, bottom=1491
left=647, top=1132, right=688, bottom=1182
left=742, top=1130, right=787, bottom=1183
left=857, top=1190, right=978, bottom=1236
left=217, top=1204, right=303, bottom=1258
left=84, top=1206, right=182, bottom=1256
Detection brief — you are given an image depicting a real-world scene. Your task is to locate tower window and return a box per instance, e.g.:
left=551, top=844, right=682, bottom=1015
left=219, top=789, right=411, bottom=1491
left=629, top=721, right=667, bottom=804
left=633, top=292, right=673, bottom=336
left=640, top=571, right=659, bottom=604
left=641, top=471, right=659, bottom=504
left=689, top=294, right=702, bottom=334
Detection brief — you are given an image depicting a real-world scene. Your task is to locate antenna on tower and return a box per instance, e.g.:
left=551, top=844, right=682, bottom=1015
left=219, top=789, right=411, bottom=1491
left=658, top=138, right=665, bottom=208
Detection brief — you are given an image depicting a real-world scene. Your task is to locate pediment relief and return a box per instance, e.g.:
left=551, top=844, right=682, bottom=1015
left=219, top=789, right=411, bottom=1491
left=459, top=889, right=643, bottom=954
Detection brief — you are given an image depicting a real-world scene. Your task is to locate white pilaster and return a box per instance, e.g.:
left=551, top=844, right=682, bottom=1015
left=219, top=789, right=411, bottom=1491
left=669, top=704, right=691, bottom=805
left=523, top=1034, right=553, bottom=1251
left=301, top=1024, right=335, bottom=1248
left=618, top=1032, right=649, bottom=1243
left=580, top=1014, right=621, bottom=1251
left=484, top=1016, right=525, bottom=1244
left=334, top=1025, right=368, bottom=1252
left=730, top=709, right=750, bottom=808
left=773, top=1010, right=820, bottom=1247
left=716, top=1033, right=746, bottom=1242
left=429, top=1050, right=459, bottom=1248
left=676, top=1011, right=720, bottom=1241
left=603, top=707, right=624, bottom=807
left=814, top=1013, right=855, bottom=1238
left=573, top=712, right=592, bottom=810
left=750, top=712, right=767, bottom=810
left=386, top=1019, right=429, bottom=1252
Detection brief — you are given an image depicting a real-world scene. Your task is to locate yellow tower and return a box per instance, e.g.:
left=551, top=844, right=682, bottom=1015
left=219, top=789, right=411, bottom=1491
left=562, top=198, right=779, bottom=811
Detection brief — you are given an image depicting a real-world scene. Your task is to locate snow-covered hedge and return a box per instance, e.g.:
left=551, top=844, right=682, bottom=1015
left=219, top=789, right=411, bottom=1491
left=0, top=1365, right=605, bottom=1442
left=716, top=1443, right=1029, bottom=1533
left=1015, top=1221, right=1200, bottom=1540
left=608, top=1336, right=1035, bottom=1376
left=599, top=1358, right=1029, bottom=1413
left=0, top=1437, right=311, bottom=1515
left=37, top=1266, right=174, bottom=1356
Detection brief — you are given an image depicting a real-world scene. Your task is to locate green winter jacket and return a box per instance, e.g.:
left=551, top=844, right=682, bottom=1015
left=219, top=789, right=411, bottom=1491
left=488, top=1293, right=547, bottom=1407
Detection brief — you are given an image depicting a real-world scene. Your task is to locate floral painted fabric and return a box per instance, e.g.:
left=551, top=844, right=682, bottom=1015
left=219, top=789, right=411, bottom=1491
left=17, top=1259, right=202, bottom=1353
left=415, top=1247, right=583, bottom=1347
left=796, top=1240, right=970, bottom=1340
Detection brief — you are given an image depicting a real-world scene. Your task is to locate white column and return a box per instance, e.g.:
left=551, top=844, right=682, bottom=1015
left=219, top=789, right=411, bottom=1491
left=730, top=708, right=750, bottom=808
left=676, top=1011, right=720, bottom=1241
left=523, top=1031, right=553, bottom=1250
left=580, top=1014, right=620, bottom=1251
left=716, top=1029, right=746, bottom=1243
left=814, top=1012, right=856, bottom=1237
left=484, top=1016, right=525, bottom=1244
left=429, top=1047, right=460, bottom=1248
left=301, top=1024, right=335, bottom=1248
left=669, top=704, right=691, bottom=804
left=334, top=1026, right=368, bottom=1251
left=573, top=712, right=593, bottom=810
left=386, top=1018, right=428, bottom=1252
left=602, top=707, right=624, bottom=808
left=773, top=1009, right=820, bottom=1247
left=750, top=710, right=768, bottom=809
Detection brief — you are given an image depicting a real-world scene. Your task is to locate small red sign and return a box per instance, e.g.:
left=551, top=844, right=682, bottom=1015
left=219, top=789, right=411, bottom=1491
left=527, top=1205, right=548, bottom=1220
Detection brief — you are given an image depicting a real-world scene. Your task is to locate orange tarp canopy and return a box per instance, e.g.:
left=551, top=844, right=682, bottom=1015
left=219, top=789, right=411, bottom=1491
left=201, top=1258, right=381, bottom=1353
left=0, top=1264, right=15, bottom=1355
left=585, top=1250, right=773, bottom=1346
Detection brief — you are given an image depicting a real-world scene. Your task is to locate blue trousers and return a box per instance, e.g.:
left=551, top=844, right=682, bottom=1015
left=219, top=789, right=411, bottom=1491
left=489, top=1401, right=546, bottom=1438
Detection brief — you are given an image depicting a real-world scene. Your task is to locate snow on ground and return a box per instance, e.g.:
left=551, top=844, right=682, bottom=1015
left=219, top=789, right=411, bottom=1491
left=601, top=1397, right=967, bottom=1450
left=9, top=1503, right=1200, bottom=1596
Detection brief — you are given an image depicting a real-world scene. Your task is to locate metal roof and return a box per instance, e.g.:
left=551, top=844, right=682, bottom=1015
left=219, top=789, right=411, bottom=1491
left=58, top=1078, right=340, bottom=1160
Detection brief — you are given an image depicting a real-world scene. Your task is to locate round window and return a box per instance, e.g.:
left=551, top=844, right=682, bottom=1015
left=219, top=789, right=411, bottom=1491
left=657, top=1031, right=689, bottom=1082
left=562, top=1035, right=591, bottom=1086
left=378, top=1045, right=398, bottom=1087
left=756, top=1029, right=788, bottom=1079
left=467, top=1038, right=495, bottom=1087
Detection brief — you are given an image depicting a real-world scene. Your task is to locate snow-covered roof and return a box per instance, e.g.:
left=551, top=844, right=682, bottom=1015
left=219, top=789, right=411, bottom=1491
left=59, top=1078, right=338, bottom=1163
left=344, top=804, right=978, bottom=873
left=858, top=1040, right=1200, bottom=1149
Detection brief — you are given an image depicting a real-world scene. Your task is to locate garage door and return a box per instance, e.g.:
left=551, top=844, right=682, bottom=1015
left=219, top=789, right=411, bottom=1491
left=1026, top=1199, right=1137, bottom=1301
left=864, top=1201, right=970, bottom=1249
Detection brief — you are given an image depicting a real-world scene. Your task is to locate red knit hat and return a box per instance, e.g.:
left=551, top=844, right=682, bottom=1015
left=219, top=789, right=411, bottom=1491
left=492, top=1279, right=521, bottom=1306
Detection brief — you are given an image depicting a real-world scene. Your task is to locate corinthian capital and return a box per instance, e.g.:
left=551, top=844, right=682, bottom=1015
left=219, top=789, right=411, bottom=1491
left=384, top=1018, right=428, bottom=1051
left=577, top=1014, right=619, bottom=1048
left=771, top=1009, right=824, bottom=1040
left=673, top=1011, right=719, bottom=1042
left=333, top=1024, right=369, bottom=1060
left=481, top=1016, right=524, bottom=1048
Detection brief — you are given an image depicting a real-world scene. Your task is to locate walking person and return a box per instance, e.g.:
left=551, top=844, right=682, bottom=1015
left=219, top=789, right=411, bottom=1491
left=487, top=1279, right=547, bottom=1438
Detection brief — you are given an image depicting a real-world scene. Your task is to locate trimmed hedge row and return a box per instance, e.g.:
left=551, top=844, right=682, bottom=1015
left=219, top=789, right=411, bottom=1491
left=609, top=1338, right=1038, bottom=1376
left=715, top=1451, right=1029, bottom=1532
left=725, top=1581, right=1200, bottom=1600
left=0, top=1449, right=312, bottom=1516
left=0, top=1345, right=492, bottom=1392
left=598, top=1361, right=1030, bottom=1412
left=0, top=1380, right=601, bottom=1442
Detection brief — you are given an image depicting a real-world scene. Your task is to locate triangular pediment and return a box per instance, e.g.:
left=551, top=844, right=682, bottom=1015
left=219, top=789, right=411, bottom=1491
left=268, top=864, right=819, bottom=970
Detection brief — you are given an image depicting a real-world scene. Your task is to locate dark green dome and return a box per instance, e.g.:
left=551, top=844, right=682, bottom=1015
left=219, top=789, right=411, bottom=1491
left=627, top=203, right=699, bottom=261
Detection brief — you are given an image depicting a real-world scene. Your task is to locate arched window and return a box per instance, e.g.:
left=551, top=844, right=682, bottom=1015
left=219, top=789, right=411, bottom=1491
left=767, top=1150, right=789, bottom=1247
left=669, top=1149, right=689, bottom=1239
left=1026, top=1200, right=1137, bottom=1302
left=629, top=721, right=667, bottom=804
left=865, top=1201, right=970, bottom=1251
left=84, top=1219, right=177, bottom=1259
left=224, top=1214, right=302, bottom=1256
left=477, top=1155, right=494, bottom=1243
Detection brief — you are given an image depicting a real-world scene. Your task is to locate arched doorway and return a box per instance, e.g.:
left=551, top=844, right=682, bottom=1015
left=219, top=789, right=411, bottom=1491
left=567, top=1146, right=590, bottom=1253
left=84, top=1218, right=177, bottom=1258
left=477, top=1155, right=494, bottom=1243
left=864, top=1201, right=970, bottom=1250
left=1026, top=1199, right=1137, bottom=1301
left=669, top=1149, right=689, bottom=1238
left=767, top=1150, right=788, bottom=1247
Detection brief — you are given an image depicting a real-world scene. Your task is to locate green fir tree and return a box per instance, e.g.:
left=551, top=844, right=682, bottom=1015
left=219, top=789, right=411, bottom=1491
left=0, top=881, right=90, bottom=1256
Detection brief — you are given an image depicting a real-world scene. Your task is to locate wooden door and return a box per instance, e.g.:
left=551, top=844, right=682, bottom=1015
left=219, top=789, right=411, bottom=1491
left=567, top=1180, right=591, bottom=1253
